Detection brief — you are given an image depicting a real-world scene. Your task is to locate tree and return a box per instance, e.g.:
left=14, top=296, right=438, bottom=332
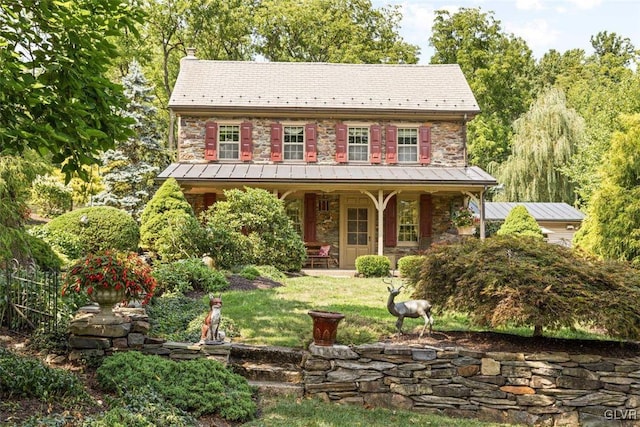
left=254, top=0, right=419, bottom=63
left=494, top=87, right=585, bottom=203
left=412, top=236, right=640, bottom=339
left=202, top=188, right=306, bottom=271
left=92, top=62, right=169, bottom=219
left=0, top=0, right=143, bottom=179
left=139, top=178, right=202, bottom=260
left=574, top=114, right=640, bottom=265
left=429, top=7, right=536, bottom=169
left=496, top=206, right=543, bottom=239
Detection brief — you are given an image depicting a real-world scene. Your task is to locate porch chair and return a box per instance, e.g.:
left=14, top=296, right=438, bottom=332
left=307, top=244, right=332, bottom=268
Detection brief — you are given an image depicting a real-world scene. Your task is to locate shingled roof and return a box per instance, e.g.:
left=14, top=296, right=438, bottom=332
left=169, top=58, right=480, bottom=115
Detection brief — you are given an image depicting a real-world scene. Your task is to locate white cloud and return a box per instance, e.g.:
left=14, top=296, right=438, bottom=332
left=516, top=0, right=544, bottom=10
left=564, top=0, right=603, bottom=10
left=505, top=19, right=560, bottom=56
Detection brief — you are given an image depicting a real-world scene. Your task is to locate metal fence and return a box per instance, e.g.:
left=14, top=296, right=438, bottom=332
left=0, top=259, right=59, bottom=333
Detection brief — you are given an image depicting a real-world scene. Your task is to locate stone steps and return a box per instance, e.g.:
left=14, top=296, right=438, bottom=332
left=229, top=343, right=306, bottom=398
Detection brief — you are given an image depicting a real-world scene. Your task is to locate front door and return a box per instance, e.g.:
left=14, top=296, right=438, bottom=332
left=340, top=196, right=373, bottom=268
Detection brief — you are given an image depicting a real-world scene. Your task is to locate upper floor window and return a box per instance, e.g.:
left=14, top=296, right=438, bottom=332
left=398, top=197, right=418, bottom=243
left=218, top=125, right=240, bottom=159
left=348, top=127, right=369, bottom=161
left=397, top=128, right=418, bottom=163
left=284, top=126, right=305, bottom=160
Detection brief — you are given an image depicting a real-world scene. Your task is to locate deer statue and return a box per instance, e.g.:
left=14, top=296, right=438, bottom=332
left=199, top=294, right=224, bottom=344
left=386, top=283, right=433, bottom=337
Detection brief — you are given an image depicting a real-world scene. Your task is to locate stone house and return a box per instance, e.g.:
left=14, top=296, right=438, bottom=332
left=158, top=51, right=497, bottom=268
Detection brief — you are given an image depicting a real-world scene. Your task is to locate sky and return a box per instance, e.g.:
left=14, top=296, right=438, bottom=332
left=372, top=0, right=640, bottom=64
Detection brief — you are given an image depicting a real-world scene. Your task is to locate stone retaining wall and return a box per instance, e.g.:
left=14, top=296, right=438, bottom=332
left=303, top=343, right=640, bottom=426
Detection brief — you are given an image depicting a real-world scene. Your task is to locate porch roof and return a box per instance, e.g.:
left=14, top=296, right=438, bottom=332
left=158, top=163, right=497, bottom=187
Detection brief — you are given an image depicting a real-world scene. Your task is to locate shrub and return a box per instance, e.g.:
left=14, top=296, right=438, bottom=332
left=147, top=292, right=207, bottom=342
left=140, top=178, right=199, bottom=260
left=30, top=174, right=72, bottom=218
left=0, top=348, right=87, bottom=400
left=497, top=205, right=543, bottom=238
left=397, top=255, right=425, bottom=286
left=414, top=236, right=640, bottom=339
left=96, top=351, right=256, bottom=421
left=254, top=265, right=287, bottom=281
left=43, top=206, right=139, bottom=256
left=23, top=232, right=62, bottom=270
left=29, top=225, right=84, bottom=262
left=355, top=255, right=391, bottom=277
left=239, top=265, right=261, bottom=280
left=152, top=258, right=229, bottom=294
left=201, top=187, right=306, bottom=271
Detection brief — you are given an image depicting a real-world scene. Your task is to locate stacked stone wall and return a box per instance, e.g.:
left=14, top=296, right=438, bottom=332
left=304, top=343, right=640, bottom=426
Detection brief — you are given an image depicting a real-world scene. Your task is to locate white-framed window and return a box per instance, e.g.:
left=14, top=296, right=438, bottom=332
left=219, top=125, right=240, bottom=159
left=397, top=128, right=418, bottom=163
left=398, top=197, right=419, bottom=243
left=284, top=198, right=303, bottom=235
left=348, top=127, right=369, bottom=161
left=284, top=126, right=304, bottom=160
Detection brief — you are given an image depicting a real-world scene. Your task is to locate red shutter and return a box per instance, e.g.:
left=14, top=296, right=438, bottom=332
left=370, top=125, right=381, bottom=164
left=385, top=125, right=397, bottom=164
left=240, top=121, right=253, bottom=161
left=304, top=193, right=317, bottom=242
left=305, top=123, right=317, bottom=162
left=204, top=121, right=218, bottom=161
left=270, top=123, right=283, bottom=162
left=203, top=193, right=217, bottom=211
left=420, top=194, right=433, bottom=240
left=335, top=123, right=347, bottom=163
left=384, top=194, right=397, bottom=247
left=419, top=126, right=431, bottom=165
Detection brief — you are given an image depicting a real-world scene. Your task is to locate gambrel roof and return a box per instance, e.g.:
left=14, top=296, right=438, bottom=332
left=169, top=58, right=480, bottom=115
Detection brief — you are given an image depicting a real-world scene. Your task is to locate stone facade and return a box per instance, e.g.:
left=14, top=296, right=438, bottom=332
left=177, top=116, right=466, bottom=166
left=304, top=343, right=640, bottom=426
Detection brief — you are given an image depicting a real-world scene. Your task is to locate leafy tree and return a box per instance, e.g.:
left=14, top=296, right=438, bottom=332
left=140, top=178, right=201, bottom=260
left=0, top=153, right=49, bottom=262
left=202, top=188, right=306, bottom=271
left=496, top=206, right=543, bottom=239
left=494, top=87, right=585, bottom=203
left=0, top=0, right=144, bottom=179
left=254, top=0, right=419, bottom=63
left=429, top=7, right=536, bottom=168
left=574, top=114, right=640, bottom=265
left=413, top=236, right=640, bottom=339
left=92, top=61, right=168, bottom=219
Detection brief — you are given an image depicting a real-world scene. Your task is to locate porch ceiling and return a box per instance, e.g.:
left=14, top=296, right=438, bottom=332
left=158, top=163, right=497, bottom=190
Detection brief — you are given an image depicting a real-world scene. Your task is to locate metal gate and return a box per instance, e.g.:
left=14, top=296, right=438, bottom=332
left=0, top=260, right=59, bottom=333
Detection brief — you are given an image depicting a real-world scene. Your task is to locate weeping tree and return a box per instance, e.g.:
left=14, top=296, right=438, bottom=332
left=574, top=114, right=640, bottom=265
left=494, top=87, right=586, bottom=203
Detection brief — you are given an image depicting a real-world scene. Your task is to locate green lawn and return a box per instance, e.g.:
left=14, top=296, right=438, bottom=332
left=218, top=274, right=612, bottom=348
left=241, top=396, right=519, bottom=427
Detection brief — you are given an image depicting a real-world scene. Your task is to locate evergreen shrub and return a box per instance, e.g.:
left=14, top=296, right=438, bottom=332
left=23, top=233, right=62, bottom=270
left=96, top=351, right=256, bottom=421
left=355, top=255, right=391, bottom=277
left=42, top=206, right=139, bottom=255
left=152, top=258, right=229, bottom=294
left=497, top=205, right=543, bottom=238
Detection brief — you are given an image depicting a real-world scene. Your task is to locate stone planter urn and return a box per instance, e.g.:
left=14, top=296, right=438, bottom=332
left=90, top=286, right=125, bottom=322
left=308, top=310, right=345, bottom=346
left=456, top=225, right=475, bottom=236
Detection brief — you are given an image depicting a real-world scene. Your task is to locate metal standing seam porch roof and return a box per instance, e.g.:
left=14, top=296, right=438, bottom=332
left=158, top=163, right=497, bottom=187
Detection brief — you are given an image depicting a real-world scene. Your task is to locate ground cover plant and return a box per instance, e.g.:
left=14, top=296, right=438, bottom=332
left=97, top=351, right=256, bottom=421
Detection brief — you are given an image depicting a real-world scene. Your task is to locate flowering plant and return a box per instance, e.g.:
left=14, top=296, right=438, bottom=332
left=451, top=207, right=477, bottom=227
left=62, top=251, right=157, bottom=304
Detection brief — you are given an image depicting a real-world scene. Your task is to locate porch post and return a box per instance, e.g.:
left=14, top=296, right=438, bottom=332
left=377, top=190, right=384, bottom=255
left=480, top=189, right=486, bottom=240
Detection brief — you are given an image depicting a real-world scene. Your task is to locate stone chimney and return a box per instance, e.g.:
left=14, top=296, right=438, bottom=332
left=185, top=47, right=197, bottom=59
